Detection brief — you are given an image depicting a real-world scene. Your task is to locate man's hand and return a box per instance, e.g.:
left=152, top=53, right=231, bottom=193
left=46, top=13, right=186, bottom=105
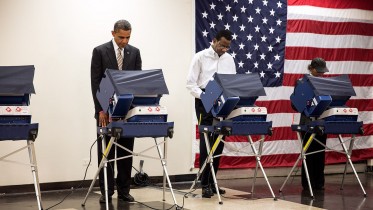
left=99, top=111, right=109, bottom=127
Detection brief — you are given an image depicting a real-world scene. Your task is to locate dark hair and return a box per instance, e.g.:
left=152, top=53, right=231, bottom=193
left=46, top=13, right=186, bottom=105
left=307, top=64, right=315, bottom=71
left=215, top=29, right=233, bottom=41
left=114, top=20, right=132, bottom=32
left=308, top=57, right=329, bottom=73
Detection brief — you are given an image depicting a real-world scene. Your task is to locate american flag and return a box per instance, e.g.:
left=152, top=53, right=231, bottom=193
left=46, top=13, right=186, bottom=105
left=193, top=0, right=373, bottom=168
left=196, top=0, right=286, bottom=87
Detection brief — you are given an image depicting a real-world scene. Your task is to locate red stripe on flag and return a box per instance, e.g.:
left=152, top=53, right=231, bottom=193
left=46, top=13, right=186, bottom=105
left=288, top=0, right=373, bottom=10
left=195, top=125, right=200, bottom=139
left=325, top=148, right=373, bottom=164
left=255, top=100, right=294, bottom=113
left=287, top=20, right=373, bottom=36
left=268, top=127, right=298, bottom=141
left=362, top=124, right=373, bottom=136
left=283, top=73, right=373, bottom=87
left=194, top=153, right=301, bottom=168
left=346, top=100, right=373, bottom=112
left=285, top=47, right=373, bottom=62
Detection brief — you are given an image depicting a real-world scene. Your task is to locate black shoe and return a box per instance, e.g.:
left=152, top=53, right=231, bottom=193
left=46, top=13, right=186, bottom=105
left=99, top=195, right=112, bottom=203
left=202, top=186, right=213, bottom=198
left=212, top=187, right=226, bottom=195
left=118, top=193, right=135, bottom=202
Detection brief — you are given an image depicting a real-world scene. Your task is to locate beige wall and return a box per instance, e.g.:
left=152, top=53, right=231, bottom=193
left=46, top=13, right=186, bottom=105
left=0, top=0, right=195, bottom=185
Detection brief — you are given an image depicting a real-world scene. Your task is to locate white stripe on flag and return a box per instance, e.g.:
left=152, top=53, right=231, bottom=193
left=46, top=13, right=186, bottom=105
left=285, top=60, right=373, bottom=74
left=286, top=33, right=373, bottom=49
left=259, top=86, right=373, bottom=101
left=288, top=13, right=373, bottom=24
left=288, top=6, right=373, bottom=21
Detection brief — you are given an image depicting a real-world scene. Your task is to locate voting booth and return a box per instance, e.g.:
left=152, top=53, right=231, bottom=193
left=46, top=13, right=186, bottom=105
left=188, top=73, right=276, bottom=203
left=280, top=74, right=366, bottom=198
left=82, top=69, right=179, bottom=209
left=0, top=65, right=42, bottom=210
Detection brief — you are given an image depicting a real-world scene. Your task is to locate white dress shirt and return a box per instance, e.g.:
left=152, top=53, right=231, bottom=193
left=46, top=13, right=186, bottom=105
left=112, top=39, right=124, bottom=61
left=186, top=46, right=236, bottom=98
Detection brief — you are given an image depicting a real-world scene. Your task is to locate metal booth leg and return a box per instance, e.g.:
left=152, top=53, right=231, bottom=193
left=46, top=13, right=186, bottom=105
left=187, top=135, right=212, bottom=193
left=248, top=135, right=276, bottom=200
left=188, top=131, right=210, bottom=192
left=82, top=135, right=116, bottom=209
left=163, top=137, right=167, bottom=201
left=302, top=152, right=314, bottom=198
left=251, top=137, right=259, bottom=195
left=154, top=137, right=179, bottom=207
left=279, top=132, right=304, bottom=192
left=301, top=133, right=316, bottom=198
left=188, top=133, right=224, bottom=205
left=27, top=140, right=43, bottom=210
left=280, top=133, right=316, bottom=199
left=279, top=154, right=303, bottom=192
left=204, top=133, right=223, bottom=204
left=102, top=136, right=111, bottom=210
left=338, top=134, right=366, bottom=196
left=162, top=137, right=167, bottom=201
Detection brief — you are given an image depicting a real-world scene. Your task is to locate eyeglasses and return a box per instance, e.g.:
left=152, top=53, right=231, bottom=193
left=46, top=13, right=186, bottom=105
left=217, top=42, right=230, bottom=50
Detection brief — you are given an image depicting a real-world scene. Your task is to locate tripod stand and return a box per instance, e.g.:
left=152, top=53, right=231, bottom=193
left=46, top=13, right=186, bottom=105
left=189, top=124, right=276, bottom=204
left=0, top=125, right=42, bottom=210
left=81, top=124, right=180, bottom=210
left=280, top=126, right=367, bottom=198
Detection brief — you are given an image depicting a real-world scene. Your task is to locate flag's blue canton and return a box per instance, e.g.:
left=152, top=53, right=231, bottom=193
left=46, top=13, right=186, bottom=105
left=196, top=0, right=287, bottom=87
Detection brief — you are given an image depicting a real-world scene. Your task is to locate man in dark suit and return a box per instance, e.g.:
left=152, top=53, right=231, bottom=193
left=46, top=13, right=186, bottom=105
left=90, top=19, right=142, bottom=203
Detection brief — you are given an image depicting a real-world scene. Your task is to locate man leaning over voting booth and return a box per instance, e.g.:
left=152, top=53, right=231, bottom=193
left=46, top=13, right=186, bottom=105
left=186, top=29, right=236, bottom=198
left=187, top=72, right=276, bottom=204
left=84, top=69, right=179, bottom=210
left=295, top=58, right=329, bottom=191
left=280, top=59, right=366, bottom=198
left=90, top=19, right=141, bottom=204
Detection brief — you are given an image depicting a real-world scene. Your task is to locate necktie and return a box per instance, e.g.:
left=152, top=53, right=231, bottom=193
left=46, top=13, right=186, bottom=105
left=117, top=48, right=123, bottom=70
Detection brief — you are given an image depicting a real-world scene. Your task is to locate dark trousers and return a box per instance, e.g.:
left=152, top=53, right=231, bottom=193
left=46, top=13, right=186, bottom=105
left=195, top=99, right=224, bottom=187
left=96, top=119, right=134, bottom=196
left=301, top=132, right=327, bottom=189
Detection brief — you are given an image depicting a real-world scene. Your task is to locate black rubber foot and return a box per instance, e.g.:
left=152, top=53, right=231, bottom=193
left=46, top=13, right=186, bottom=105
left=219, top=201, right=223, bottom=205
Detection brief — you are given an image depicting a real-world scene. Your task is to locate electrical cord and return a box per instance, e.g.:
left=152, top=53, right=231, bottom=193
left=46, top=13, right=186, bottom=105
left=130, top=159, right=186, bottom=209
left=115, top=165, right=183, bottom=209
left=44, top=136, right=99, bottom=210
